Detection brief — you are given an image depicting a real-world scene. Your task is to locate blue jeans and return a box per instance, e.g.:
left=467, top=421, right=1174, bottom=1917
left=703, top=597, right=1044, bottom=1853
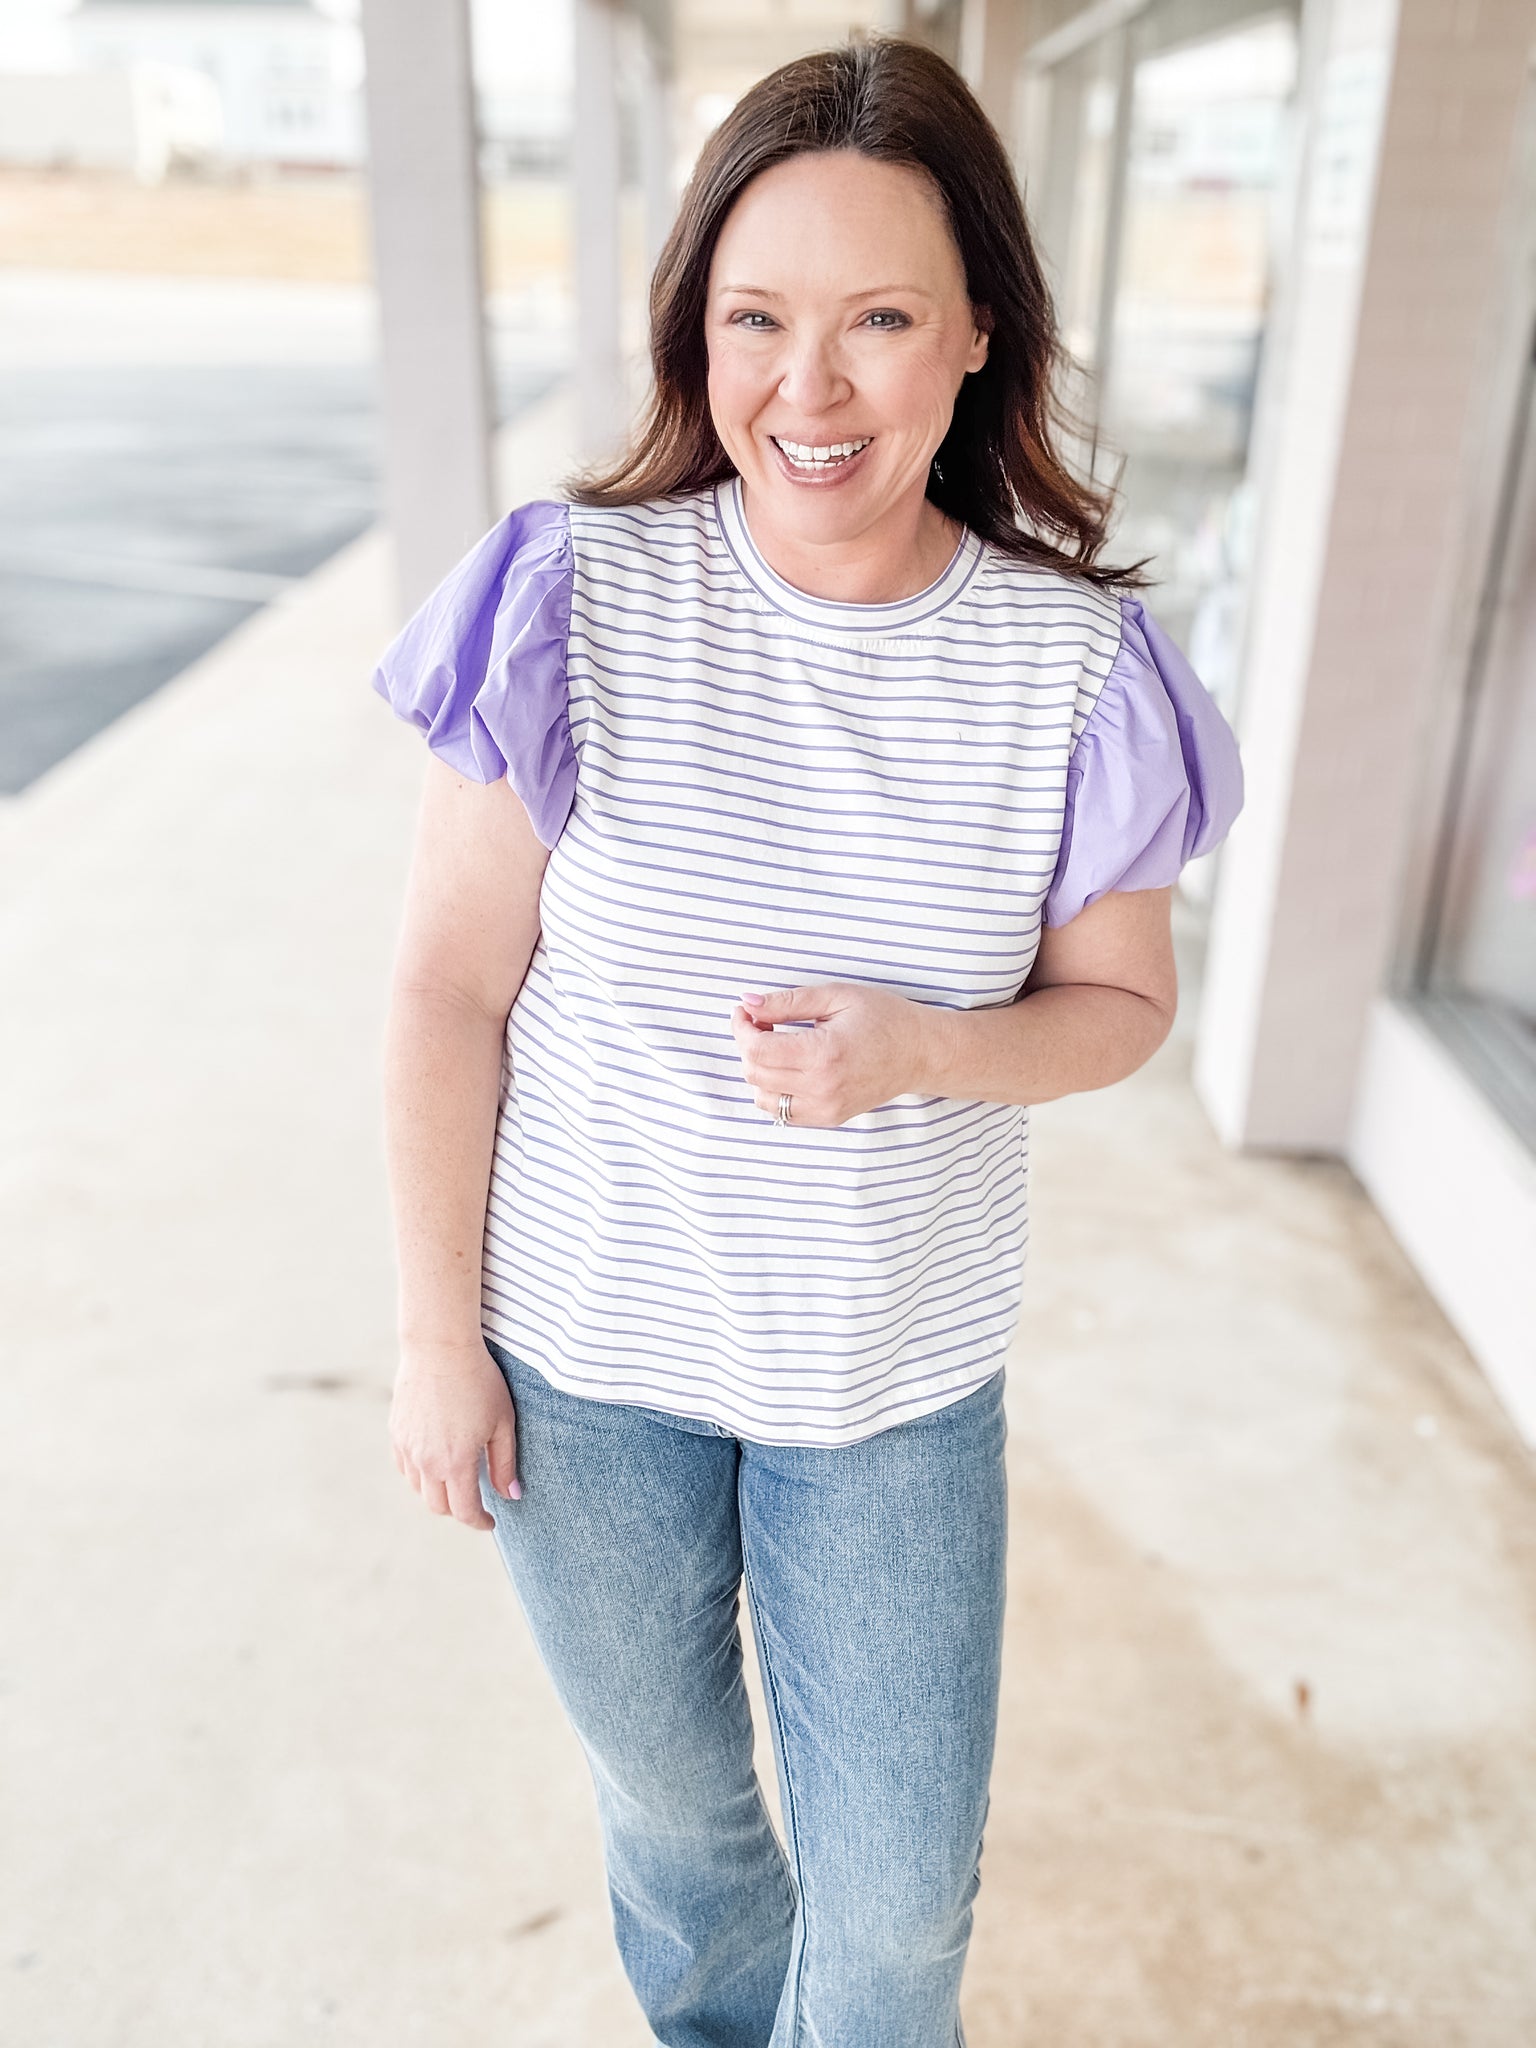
left=476, top=1340, right=1009, bottom=2048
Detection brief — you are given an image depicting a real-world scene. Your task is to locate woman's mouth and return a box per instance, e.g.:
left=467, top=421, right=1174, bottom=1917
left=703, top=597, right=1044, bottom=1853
left=768, top=435, right=874, bottom=484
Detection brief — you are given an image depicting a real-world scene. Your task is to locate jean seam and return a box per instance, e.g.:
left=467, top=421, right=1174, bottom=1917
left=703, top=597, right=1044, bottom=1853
left=740, top=1536, right=806, bottom=2048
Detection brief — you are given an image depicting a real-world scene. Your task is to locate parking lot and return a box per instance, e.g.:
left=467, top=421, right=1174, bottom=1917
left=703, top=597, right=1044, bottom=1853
left=0, top=263, right=563, bottom=792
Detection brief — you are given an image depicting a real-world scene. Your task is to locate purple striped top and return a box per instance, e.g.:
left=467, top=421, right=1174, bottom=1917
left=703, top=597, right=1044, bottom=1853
left=372, top=484, right=1244, bottom=1444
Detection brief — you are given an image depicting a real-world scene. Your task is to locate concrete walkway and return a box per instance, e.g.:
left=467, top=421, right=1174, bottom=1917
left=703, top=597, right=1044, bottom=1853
left=5, top=391, right=1535, bottom=2047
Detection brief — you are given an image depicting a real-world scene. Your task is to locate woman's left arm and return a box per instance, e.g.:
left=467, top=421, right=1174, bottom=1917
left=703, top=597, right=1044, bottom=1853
left=732, top=884, right=1177, bottom=1122
left=922, top=883, right=1177, bottom=1105
left=736, top=587, right=1246, bottom=1123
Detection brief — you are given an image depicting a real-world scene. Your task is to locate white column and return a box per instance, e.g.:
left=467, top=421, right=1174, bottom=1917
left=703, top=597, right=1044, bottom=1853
left=574, top=0, right=627, bottom=465
left=959, top=0, right=1031, bottom=142
left=1024, top=46, right=1088, bottom=292
left=1194, top=0, right=1536, bottom=1151
left=359, top=0, right=493, bottom=616
left=1087, top=22, right=1135, bottom=414
left=633, top=8, right=677, bottom=282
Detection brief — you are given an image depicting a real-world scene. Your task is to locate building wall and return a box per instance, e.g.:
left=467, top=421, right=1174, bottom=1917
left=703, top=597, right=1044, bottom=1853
left=1197, top=0, right=1536, bottom=1151
left=1009, top=0, right=1536, bottom=1436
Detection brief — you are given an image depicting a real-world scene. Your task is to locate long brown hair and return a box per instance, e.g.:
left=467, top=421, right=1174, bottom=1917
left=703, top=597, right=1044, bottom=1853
left=568, top=33, right=1151, bottom=590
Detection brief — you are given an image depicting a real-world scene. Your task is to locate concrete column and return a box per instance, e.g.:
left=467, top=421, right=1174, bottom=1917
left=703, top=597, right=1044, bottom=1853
left=574, top=0, right=627, bottom=465
left=959, top=0, right=1032, bottom=141
left=632, top=7, right=677, bottom=282
left=1086, top=21, right=1134, bottom=412
left=1024, top=43, right=1088, bottom=292
left=901, top=0, right=965, bottom=64
left=359, top=0, right=493, bottom=617
left=1194, top=0, right=1536, bottom=1151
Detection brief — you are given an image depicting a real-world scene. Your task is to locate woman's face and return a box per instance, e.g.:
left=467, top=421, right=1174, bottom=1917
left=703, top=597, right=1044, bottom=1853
left=705, top=150, right=989, bottom=548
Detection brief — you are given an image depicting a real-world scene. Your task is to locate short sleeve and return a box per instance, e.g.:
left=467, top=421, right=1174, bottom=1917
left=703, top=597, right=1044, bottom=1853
left=369, top=499, right=576, bottom=850
left=1042, top=591, right=1245, bottom=928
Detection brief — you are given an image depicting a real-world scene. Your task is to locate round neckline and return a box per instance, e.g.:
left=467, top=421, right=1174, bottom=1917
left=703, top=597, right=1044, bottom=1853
left=713, top=472, right=984, bottom=634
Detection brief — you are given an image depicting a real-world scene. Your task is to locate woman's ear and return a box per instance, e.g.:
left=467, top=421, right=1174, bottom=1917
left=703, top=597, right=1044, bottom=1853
left=968, top=305, right=993, bottom=372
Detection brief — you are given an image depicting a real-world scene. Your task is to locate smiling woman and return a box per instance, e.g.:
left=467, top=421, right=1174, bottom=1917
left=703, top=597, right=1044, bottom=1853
left=703, top=150, right=990, bottom=598
left=369, top=31, right=1243, bottom=2048
left=574, top=37, right=1140, bottom=593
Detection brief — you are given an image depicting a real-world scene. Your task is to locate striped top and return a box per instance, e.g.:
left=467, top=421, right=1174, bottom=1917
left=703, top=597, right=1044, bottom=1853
left=372, top=477, right=1244, bottom=1446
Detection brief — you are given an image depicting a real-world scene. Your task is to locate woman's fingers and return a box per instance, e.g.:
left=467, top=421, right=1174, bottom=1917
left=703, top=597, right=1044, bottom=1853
left=485, top=1413, right=522, bottom=1501
left=397, top=1460, right=497, bottom=1529
left=399, top=1449, right=507, bottom=1531
left=446, top=1468, right=495, bottom=1531
left=389, top=1347, right=518, bottom=1527
left=753, top=1088, right=830, bottom=1126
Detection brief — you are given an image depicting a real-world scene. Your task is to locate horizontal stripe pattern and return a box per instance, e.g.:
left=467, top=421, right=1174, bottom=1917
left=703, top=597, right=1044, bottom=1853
left=481, top=480, right=1122, bottom=1445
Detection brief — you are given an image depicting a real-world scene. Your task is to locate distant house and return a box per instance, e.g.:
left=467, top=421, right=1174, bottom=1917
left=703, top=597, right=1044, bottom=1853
left=67, top=0, right=365, bottom=171
left=0, top=61, right=222, bottom=181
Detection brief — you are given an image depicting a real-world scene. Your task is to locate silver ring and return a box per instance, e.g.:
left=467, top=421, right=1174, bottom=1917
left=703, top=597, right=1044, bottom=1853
left=775, top=1092, right=793, bottom=1127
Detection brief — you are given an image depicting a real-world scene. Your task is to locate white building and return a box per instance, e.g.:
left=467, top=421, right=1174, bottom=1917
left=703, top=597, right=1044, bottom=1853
left=68, top=0, right=365, bottom=168
left=0, top=60, right=222, bottom=179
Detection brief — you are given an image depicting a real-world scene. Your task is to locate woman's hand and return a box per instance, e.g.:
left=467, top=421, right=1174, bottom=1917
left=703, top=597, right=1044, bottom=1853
left=729, top=983, right=941, bottom=1127
left=390, top=1337, right=521, bottom=1530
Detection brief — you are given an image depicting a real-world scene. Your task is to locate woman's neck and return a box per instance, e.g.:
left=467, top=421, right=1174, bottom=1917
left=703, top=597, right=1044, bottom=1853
left=737, top=481, right=963, bottom=605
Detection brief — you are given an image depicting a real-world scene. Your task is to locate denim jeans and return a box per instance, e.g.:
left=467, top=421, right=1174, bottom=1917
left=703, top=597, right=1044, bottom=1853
left=475, top=1340, right=1009, bottom=2048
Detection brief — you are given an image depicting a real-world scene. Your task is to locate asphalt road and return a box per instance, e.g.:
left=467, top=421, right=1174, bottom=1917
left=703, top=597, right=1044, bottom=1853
left=0, top=352, right=557, bottom=793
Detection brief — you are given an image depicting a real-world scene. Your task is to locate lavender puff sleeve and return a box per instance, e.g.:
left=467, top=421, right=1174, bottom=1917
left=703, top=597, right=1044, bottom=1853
left=369, top=499, right=576, bottom=850
left=1043, top=592, right=1245, bottom=928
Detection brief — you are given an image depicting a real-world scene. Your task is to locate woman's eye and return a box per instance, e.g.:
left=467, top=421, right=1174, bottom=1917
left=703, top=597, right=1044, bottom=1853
left=864, top=310, right=910, bottom=330
left=732, top=311, right=777, bottom=331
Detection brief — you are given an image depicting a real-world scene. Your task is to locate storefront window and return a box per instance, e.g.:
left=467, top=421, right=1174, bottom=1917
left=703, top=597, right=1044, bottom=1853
left=1417, top=348, right=1536, bottom=1146
left=1026, top=3, right=1301, bottom=716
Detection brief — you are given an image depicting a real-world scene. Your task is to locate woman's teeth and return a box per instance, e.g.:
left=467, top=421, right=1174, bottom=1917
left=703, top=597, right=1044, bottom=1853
left=773, top=437, right=872, bottom=469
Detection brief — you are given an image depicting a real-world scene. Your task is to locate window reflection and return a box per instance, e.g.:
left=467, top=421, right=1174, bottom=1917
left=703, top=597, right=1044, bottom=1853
left=1098, top=14, right=1299, bottom=709
left=1026, top=2, right=1300, bottom=913
left=1419, top=347, right=1536, bottom=1141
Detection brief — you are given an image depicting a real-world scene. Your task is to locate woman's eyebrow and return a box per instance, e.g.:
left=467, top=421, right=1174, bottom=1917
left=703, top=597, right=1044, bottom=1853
left=713, top=282, right=935, bottom=301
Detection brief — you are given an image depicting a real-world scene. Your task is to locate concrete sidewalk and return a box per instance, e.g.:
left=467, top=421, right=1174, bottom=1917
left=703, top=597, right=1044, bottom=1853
left=4, top=390, right=1535, bottom=2047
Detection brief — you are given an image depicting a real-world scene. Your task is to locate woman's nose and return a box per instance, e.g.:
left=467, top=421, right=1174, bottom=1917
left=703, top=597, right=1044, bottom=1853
left=777, top=341, right=851, bottom=415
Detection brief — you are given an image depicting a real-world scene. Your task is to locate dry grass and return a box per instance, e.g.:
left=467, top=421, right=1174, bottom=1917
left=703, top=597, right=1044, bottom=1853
left=0, top=166, right=571, bottom=292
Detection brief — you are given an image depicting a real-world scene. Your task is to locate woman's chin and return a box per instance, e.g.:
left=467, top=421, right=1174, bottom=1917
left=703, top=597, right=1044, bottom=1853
left=748, top=461, right=888, bottom=535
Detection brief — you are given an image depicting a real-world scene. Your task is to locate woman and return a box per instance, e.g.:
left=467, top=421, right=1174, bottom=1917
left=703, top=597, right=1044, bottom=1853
left=372, top=34, right=1243, bottom=2048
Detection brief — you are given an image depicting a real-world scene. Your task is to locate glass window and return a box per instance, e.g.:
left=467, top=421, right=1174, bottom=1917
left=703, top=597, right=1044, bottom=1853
left=1097, top=13, right=1299, bottom=701
left=1028, top=3, right=1301, bottom=713
left=1416, top=344, right=1536, bottom=1146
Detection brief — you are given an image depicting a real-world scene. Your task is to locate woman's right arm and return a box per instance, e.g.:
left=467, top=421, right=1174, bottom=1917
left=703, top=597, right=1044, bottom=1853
left=382, top=757, right=551, bottom=1531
